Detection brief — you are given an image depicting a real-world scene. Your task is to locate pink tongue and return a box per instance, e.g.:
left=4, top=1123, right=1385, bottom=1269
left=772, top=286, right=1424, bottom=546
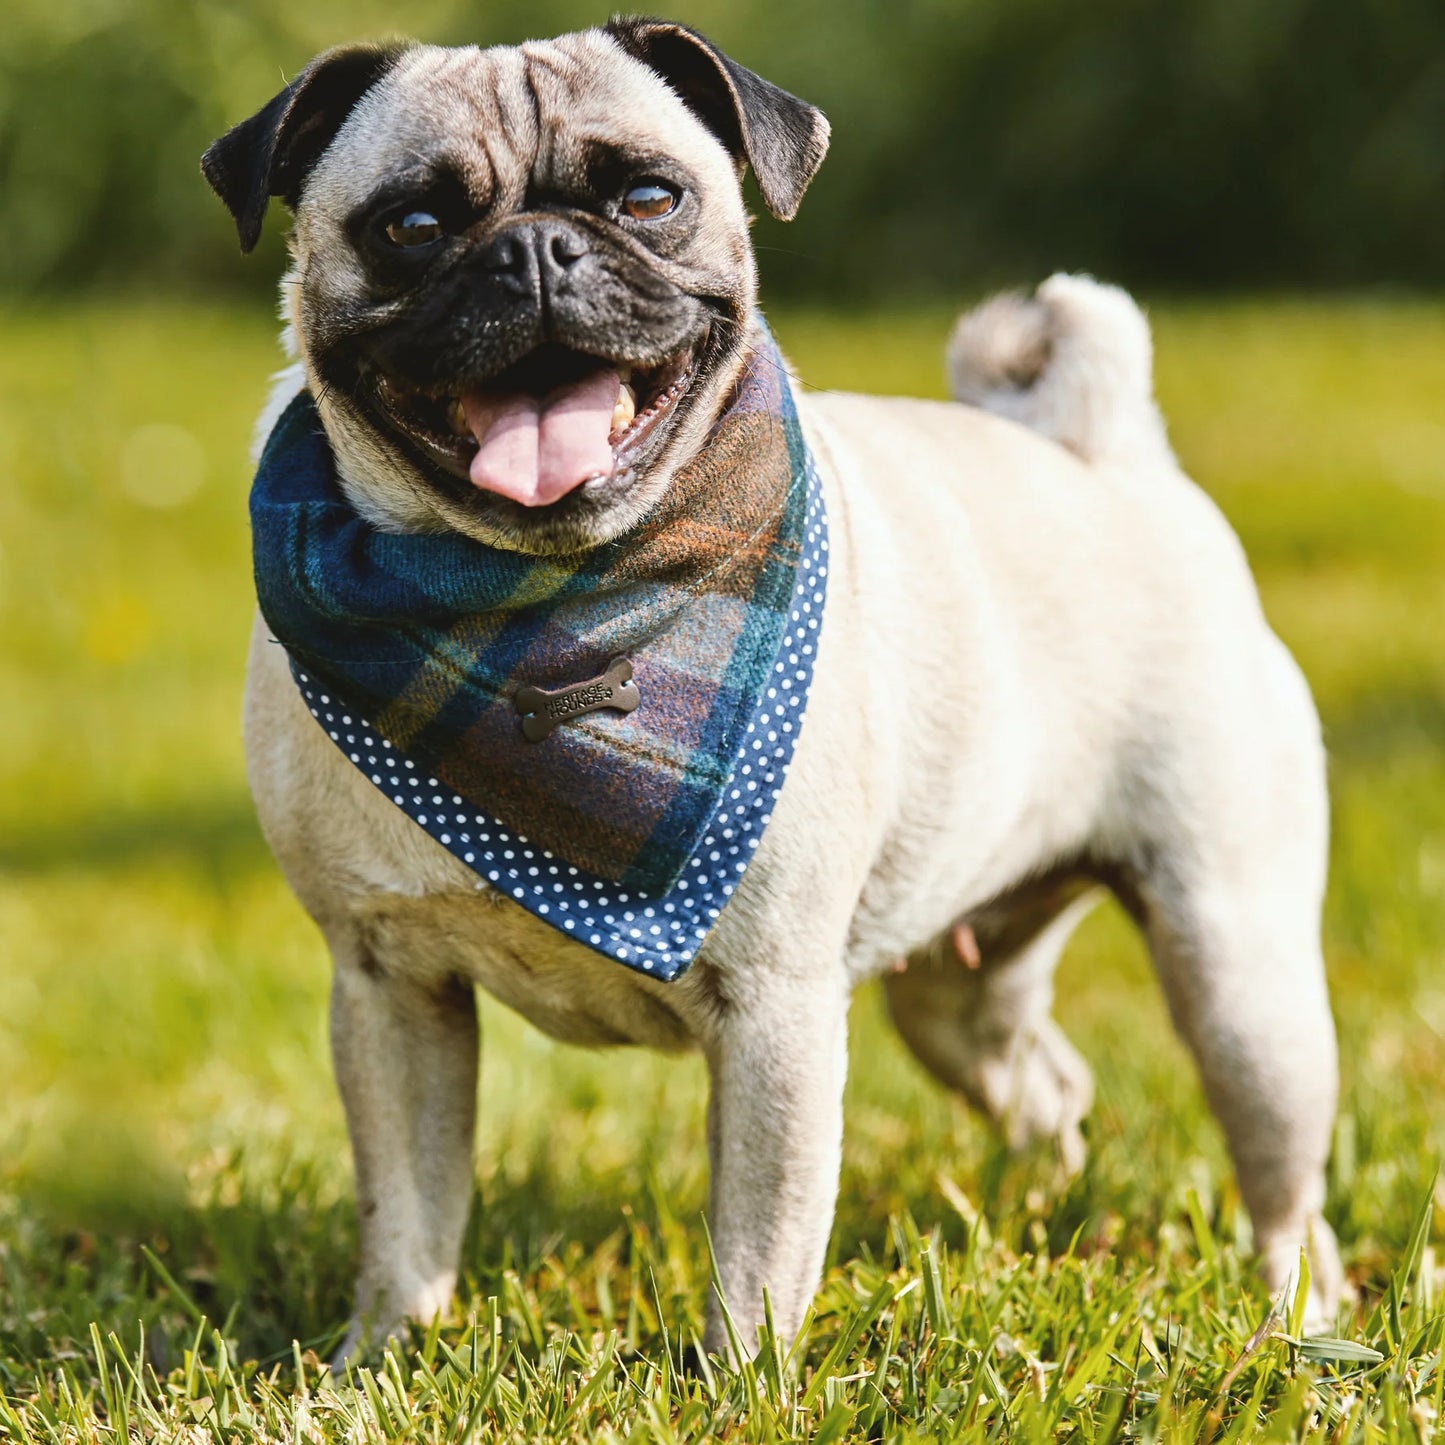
left=463, top=368, right=619, bottom=506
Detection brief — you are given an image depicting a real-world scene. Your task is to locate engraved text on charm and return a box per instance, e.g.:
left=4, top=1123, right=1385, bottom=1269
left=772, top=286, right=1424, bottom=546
left=514, top=656, right=640, bottom=742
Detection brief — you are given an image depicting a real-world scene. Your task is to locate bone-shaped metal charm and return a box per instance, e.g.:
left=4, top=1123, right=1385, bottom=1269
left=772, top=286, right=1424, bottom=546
left=513, top=656, right=640, bottom=742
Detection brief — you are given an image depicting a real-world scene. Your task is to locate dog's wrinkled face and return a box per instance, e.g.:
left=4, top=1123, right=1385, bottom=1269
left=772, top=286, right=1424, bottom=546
left=203, top=23, right=828, bottom=554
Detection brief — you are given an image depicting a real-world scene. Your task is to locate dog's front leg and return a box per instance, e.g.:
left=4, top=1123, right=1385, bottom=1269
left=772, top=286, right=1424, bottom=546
left=702, top=974, right=849, bottom=1358
left=327, top=933, right=478, bottom=1368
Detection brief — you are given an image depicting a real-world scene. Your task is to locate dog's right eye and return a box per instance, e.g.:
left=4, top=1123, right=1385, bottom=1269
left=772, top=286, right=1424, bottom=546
left=622, top=181, right=680, bottom=221
left=384, top=211, right=444, bottom=248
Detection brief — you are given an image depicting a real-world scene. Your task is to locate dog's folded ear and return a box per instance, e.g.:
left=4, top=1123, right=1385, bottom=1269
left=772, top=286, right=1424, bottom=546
left=605, top=17, right=829, bottom=221
left=201, top=43, right=410, bottom=254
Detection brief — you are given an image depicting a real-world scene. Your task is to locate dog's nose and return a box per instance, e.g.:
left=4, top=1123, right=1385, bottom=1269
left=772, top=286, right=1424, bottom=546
left=477, top=219, right=591, bottom=300
left=527, top=219, right=592, bottom=294
left=541, top=224, right=587, bottom=272
left=478, top=230, right=534, bottom=295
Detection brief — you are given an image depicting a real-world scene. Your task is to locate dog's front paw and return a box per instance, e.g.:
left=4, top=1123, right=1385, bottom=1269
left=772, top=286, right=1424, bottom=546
left=1257, top=1215, right=1348, bottom=1335
left=328, top=1322, right=376, bottom=1374
left=327, top=1271, right=456, bottom=1373
left=328, top=1313, right=412, bottom=1373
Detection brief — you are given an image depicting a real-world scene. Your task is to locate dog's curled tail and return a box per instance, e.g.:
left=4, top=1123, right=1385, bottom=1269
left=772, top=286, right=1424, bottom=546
left=945, top=273, right=1175, bottom=469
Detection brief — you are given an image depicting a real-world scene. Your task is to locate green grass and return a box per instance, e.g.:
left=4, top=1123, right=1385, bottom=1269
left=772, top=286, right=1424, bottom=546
left=2, top=295, right=1444, bottom=1440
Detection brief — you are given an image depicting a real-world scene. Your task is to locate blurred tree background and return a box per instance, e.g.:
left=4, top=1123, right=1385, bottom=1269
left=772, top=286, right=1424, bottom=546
left=2, top=0, right=1442, bottom=301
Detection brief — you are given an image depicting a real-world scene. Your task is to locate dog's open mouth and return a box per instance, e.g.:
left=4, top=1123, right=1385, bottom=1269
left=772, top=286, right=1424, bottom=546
left=371, top=345, right=695, bottom=508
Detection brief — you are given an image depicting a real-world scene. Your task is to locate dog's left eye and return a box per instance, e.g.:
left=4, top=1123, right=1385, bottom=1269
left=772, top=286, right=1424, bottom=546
left=622, top=182, right=680, bottom=221
left=384, top=211, right=444, bottom=248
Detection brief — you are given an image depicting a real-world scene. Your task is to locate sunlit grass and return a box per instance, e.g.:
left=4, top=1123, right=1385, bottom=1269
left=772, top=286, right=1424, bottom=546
left=1, top=296, right=1443, bottom=1438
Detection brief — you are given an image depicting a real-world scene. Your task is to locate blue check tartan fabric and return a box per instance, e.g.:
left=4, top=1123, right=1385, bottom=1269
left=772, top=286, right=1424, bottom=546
left=250, top=329, right=820, bottom=895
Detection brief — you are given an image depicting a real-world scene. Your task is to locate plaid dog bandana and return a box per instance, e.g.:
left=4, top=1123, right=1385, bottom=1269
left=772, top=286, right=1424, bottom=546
left=251, top=332, right=828, bottom=979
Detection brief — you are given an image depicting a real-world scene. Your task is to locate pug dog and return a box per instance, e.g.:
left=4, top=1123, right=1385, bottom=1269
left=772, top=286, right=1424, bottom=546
left=202, top=19, right=1342, bottom=1364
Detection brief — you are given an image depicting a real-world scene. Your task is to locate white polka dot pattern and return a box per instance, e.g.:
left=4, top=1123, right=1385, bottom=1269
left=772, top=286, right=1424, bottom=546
left=294, top=462, right=827, bottom=982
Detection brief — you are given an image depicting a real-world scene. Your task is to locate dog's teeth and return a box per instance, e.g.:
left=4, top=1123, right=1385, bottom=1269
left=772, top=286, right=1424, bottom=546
left=618, top=365, right=633, bottom=385
left=611, top=381, right=637, bottom=436
left=447, top=398, right=469, bottom=437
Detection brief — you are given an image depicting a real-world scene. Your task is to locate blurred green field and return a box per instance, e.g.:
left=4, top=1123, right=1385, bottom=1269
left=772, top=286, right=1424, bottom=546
left=1, top=297, right=1444, bottom=1439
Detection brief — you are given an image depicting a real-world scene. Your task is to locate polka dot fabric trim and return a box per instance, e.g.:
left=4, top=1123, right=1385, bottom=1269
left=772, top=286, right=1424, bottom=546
left=293, top=462, right=828, bottom=982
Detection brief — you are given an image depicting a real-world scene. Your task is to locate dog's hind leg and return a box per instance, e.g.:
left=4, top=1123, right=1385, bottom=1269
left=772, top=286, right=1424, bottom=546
left=1124, top=642, right=1342, bottom=1328
left=1132, top=853, right=1342, bottom=1328
left=884, top=889, right=1098, bottom=1174
left=326, top=925, right=478, bottom=1368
